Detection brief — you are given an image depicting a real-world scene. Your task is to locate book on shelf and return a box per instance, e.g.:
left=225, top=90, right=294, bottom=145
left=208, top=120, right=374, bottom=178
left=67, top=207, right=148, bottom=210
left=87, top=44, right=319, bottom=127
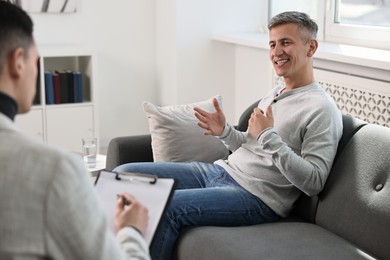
left=52, top=72, right=61, bottom=104
left=57, top=70, right=70, bottom=104
left=73, top=72, right=83, bottom=103
left=44, top=71, right=54, bottom=104
left=67, top=71, right=75, bottom=103
left=44, top=70, right=84, bottom=104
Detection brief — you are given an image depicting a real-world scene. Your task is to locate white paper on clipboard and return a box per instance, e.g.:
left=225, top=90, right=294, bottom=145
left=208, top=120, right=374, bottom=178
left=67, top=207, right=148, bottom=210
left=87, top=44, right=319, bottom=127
left=94, top=170, right=175, bottom=245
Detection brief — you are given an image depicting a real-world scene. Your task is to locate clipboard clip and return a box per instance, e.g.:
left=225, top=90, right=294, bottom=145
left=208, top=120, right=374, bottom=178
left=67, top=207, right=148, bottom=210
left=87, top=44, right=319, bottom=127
left=113, top=171, right=158, bottom=184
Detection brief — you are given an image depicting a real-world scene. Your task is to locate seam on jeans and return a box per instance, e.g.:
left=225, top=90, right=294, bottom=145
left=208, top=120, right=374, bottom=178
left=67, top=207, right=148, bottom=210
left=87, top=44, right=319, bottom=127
left=169, top=205, right=277, bottom=224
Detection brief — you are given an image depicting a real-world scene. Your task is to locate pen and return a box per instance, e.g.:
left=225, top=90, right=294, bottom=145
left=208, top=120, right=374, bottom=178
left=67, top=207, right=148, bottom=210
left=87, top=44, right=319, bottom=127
left=116, top=194, right=131, bottom=206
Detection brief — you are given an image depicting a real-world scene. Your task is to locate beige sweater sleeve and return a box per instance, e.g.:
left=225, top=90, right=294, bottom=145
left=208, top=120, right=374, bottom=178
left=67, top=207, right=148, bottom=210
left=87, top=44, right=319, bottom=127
left=117, top=227, right=150, bottom=260
left=45, top=153, right=150, bottom=260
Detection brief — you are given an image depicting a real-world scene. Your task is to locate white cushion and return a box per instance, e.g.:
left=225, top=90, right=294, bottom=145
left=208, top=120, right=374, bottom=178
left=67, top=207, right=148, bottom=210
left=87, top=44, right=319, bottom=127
left=143, top=95, right=229, bottom=163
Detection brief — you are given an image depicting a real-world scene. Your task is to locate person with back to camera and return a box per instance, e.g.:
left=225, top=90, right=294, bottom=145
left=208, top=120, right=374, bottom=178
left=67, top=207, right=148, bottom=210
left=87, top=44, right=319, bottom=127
left=114, top=11, right=343, bottom=260
left=0, top=2, right=150, bottom=259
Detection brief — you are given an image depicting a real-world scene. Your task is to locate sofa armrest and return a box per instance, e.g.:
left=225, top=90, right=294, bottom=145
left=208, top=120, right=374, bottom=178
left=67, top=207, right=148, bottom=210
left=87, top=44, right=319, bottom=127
left=106, top=134, right=153, bottom=171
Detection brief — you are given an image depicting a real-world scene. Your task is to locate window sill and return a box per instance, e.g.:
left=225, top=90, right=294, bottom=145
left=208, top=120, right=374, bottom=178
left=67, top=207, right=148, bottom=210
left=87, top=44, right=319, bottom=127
left=212, top=32, right=390, bottom=71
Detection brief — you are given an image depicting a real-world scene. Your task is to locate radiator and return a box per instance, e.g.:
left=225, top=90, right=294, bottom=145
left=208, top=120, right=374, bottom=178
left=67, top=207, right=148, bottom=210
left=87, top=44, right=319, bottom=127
left=315, top=68, right=390, bottom=127
left=273, top=69, right=390, bottom=127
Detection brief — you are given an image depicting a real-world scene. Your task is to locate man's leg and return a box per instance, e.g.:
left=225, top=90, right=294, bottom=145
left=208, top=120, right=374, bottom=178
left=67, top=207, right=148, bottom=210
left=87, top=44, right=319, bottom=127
left=148, top=167, right=279, bottom=260
left=114, top=161, right=218, bottom=189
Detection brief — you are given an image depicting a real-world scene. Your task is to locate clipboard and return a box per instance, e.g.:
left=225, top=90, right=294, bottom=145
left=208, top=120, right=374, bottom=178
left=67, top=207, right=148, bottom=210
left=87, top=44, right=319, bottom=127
left=94, top=170, right=175, bottom=246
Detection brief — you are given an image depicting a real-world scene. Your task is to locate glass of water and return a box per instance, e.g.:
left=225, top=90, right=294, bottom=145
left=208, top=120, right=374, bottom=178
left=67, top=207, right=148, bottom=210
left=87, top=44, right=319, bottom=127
left=82, top=137, right=97, bottom=168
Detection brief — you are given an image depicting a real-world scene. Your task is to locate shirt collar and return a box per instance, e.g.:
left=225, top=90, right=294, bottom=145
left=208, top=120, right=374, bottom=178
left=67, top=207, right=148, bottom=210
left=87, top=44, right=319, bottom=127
left=0, top=91, right=18, bottom=121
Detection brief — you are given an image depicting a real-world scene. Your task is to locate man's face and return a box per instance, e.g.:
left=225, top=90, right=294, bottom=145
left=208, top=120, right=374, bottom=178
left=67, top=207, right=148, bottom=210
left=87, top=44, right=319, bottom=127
left=18, top=44, right=39, bottom=114
left=269, top=23, right=313, bottom=80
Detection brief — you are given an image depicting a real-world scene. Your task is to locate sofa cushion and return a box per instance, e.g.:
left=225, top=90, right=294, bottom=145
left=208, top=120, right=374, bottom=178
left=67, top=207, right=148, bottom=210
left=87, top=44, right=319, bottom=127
left=175, top=222, right=374, bottom=259
left=143, top=95, right=229, bottom=163
left=316, top=124, right=390, bottom=260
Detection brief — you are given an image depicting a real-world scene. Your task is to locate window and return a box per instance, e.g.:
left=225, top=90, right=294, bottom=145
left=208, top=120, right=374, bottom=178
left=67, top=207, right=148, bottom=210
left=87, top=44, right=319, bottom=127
left=335, top=0, right=390, bottom=27
left=269, top=0, right=390, bottom=50
left=326, top=0, right=390, bottom=49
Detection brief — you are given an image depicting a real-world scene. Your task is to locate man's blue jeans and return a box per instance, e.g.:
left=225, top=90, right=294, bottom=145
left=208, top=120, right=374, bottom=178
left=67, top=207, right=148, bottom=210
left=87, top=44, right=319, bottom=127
left=114, top=162, right=279, bottom=260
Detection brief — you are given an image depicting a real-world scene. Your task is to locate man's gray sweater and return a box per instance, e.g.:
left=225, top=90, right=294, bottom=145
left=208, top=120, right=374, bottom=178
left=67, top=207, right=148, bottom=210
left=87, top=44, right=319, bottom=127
left=215, top=82, right=343, bottom=217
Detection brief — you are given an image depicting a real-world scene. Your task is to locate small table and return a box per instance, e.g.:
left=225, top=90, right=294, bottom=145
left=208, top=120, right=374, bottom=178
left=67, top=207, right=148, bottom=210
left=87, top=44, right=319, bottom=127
left=73, top=152, right=106, bottom=183
left=84, top=154, right=107, bottom=183
left=85, top=154, right=106, bottom=177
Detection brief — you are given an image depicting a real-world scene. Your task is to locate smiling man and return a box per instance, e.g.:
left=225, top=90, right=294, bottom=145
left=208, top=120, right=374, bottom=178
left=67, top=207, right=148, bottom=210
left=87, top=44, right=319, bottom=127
left=269, top=13, right=319, bottom=91
left=115, top=11, right=343, bottom=260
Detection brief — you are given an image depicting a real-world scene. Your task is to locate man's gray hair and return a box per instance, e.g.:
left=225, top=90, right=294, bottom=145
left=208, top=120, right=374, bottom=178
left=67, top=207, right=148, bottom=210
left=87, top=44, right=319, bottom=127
left=268, top=11, right=318, bottom=40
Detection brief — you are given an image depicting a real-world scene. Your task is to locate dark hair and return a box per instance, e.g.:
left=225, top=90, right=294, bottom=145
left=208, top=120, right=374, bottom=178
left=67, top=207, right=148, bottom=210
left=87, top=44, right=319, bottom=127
left=0, top=1, right=34, bottom=73
left=268, top=11, right=318, bottom=41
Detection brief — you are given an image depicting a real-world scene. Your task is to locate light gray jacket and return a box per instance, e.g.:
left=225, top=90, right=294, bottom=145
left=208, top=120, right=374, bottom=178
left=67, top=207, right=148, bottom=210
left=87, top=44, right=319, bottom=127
left=0, top=113, right=150, bottom=259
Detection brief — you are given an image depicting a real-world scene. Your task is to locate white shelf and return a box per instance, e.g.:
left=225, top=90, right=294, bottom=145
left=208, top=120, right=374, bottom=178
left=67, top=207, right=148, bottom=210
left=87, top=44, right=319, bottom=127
left=15, top=48, right=99, bottom=153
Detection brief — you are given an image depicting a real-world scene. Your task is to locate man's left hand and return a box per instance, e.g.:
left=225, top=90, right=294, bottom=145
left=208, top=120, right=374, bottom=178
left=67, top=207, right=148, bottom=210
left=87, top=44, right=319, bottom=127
left=248, top=106, right=274, bottom=139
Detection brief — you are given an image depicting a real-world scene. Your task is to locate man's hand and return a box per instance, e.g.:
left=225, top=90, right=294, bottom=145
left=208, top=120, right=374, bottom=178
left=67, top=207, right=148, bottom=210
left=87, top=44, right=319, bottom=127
left=115, top=193, right=149, bottom=236
left=248, top=106, right=274, bottom=139
left=194, top=98, right=226, bottom=136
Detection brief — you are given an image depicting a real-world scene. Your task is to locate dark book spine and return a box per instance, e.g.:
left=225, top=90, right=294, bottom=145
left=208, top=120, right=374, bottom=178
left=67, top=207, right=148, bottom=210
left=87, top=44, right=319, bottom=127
left=73, top=72, right=83, bottom=103
left=52, top=73, right=61, bottom=104
left=67, top=71, right=75, bottom=103
left=58, top=71, right=70, bottom=103
left=44, top=71, right=54, bottom=104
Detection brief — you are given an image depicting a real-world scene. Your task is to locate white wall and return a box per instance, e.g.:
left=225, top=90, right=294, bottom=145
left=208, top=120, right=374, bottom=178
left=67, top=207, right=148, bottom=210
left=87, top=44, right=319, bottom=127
left=30, top=0, right=270, bottom=151
left=157, top=0, right=267, bottom=123
left=31, top=0, right=157, bottom=151
left=234, top=46, right=273, bottom=121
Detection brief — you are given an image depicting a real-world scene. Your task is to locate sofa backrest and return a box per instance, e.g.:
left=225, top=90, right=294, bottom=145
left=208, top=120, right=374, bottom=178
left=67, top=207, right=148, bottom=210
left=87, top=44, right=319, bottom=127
left=315, top=124, right=390, bottom=260
left=237, top=100, right=259, bottom=132
left=291, top=114, right=366, bottom=222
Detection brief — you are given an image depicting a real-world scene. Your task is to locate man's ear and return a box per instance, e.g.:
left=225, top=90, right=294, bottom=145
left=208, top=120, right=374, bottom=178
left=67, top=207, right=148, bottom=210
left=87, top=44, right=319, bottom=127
left=307, top=39, right=318, bottom=57
left=8, top=48, right=25, bottom=79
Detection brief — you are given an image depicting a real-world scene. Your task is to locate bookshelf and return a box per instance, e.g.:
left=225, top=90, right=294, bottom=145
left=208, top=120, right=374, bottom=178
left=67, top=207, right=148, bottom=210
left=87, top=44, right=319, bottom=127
left=15, top=48, right=99, bottom=153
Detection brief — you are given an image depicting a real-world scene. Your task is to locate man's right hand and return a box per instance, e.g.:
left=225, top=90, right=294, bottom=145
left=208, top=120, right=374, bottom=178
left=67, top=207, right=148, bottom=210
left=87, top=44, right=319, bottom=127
left=115, top=193, right=149, bottom=236
left=194, top=98, right=226, bottom=136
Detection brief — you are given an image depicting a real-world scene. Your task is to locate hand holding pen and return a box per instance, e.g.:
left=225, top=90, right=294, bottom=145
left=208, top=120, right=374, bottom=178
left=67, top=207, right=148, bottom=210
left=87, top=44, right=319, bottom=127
left=117, top=194, right=132, bottom=206
left=114, top=192, right=149, bottom=236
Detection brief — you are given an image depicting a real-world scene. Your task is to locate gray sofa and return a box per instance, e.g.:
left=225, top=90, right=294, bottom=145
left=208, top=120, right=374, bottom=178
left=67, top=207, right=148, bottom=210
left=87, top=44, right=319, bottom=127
left=106, top=101, right=390, bottom=260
